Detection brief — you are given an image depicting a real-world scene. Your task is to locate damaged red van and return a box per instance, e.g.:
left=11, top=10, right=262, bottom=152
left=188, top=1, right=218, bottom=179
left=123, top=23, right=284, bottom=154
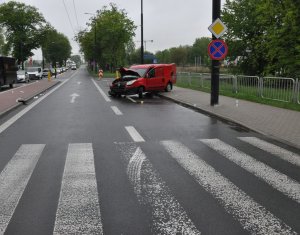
left=109, top=64, right=176, bottom=98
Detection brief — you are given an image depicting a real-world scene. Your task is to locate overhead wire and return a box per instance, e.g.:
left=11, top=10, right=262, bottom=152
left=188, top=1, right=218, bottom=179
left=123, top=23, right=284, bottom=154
left=72, top=0, right=80, bottom=30
left=62, top=0, right=76, bottom=36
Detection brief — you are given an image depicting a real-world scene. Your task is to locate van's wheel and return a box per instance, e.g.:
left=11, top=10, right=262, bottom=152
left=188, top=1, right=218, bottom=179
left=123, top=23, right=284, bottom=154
left=165, top=82, right=172, bottom=92
left=138, top=86, right=144, bottom=98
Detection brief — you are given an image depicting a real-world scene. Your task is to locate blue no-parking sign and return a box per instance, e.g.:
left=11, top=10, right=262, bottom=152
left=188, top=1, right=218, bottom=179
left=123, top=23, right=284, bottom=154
left=208, top=39, right=228, bottom=60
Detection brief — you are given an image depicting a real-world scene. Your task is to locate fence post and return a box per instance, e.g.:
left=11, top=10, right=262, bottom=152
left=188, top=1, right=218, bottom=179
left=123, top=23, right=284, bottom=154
left=259, top=77, right=263, bottom=97
left=233, top=75, right=238, bottom=93
left=295, top=78, right=299, bottom=104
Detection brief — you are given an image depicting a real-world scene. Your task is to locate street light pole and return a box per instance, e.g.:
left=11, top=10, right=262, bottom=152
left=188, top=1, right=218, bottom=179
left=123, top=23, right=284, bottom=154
left=141, top=0, right=144, bottom=64
left=85, top=12, right=97, bottom=73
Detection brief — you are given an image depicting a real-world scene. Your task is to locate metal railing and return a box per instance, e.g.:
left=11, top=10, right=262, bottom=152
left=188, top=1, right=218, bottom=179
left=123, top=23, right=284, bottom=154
left=261, top=77, right=296, bottom=103
left=176, top=72, right=300, bottom=104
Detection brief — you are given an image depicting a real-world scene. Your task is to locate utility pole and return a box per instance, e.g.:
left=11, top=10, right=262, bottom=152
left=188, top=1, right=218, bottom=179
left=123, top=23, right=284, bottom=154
left=140, top=0, right=144, bottom=64
left=211, top=0, right=221, bottom=106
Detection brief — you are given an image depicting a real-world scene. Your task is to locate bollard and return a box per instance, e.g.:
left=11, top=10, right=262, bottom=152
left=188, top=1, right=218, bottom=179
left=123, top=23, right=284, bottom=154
left=48, top=71, right=51, bottom=81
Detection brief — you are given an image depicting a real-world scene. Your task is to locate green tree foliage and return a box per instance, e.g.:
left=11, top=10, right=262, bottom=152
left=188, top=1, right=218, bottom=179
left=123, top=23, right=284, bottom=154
left=192, top=37, right=211, bottom=66
left=41, top=27, right=72, bottom=67
left=76, top=3, right=136, bottom=70
left=222, top=0, right=300, bottom=77
left=0, top=28, right=5, bottom=55
left=70, top=55, right=82, bottom=66
left=0, top=1, right=46, bottom=66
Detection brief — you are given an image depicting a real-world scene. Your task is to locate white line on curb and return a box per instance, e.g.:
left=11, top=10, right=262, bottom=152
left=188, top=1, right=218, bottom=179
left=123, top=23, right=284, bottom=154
left=0, top=79, right=70, bottom=135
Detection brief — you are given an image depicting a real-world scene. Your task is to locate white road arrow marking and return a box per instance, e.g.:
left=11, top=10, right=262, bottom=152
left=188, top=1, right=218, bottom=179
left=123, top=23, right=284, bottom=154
left=70, top=93, right=79, bottom=103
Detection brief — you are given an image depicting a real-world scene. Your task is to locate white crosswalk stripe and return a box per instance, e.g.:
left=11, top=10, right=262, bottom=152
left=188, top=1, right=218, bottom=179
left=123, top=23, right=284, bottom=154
left=161, top=140, right=296, bottom=235
left=120, top=144, right=201, bottom=235
left=239, top=137, right=300, bottom=167
left=53, top=143, right=103, bottom=235
left=0, top=138, right=299, bottom=234
left=0, top=144, right=45, bottom=235
left=200, top=139, right=300, bottom=204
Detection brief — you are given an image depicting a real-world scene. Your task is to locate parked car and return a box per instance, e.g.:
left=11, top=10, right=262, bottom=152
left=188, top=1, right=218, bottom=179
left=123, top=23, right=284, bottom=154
left=56, top=67, right=62, bottom=74
left=17, top=70, right=29, bottom=83
left=109, top=64, right=177, bottom=98
left=0, top=56, right=17, bottom=88
left=26, top=66, right=43, bottom=80
left=50, top=68, right=56, bottom=75
left=42, top=68, right=51, bottom=77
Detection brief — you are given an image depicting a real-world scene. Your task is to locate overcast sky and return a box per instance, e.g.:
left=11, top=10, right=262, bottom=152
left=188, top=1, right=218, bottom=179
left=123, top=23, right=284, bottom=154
left=2, top=0, right=225, bottom=59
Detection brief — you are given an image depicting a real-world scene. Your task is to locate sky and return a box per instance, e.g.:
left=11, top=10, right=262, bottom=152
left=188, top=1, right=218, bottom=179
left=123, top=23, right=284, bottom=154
left=1, top=0, right=225, bottom=59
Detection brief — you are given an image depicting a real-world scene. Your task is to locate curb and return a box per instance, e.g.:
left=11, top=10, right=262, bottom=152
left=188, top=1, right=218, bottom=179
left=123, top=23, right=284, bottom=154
left=0, top=81, right=61, bottom=119
left=158, top=93, right=300, bottom=150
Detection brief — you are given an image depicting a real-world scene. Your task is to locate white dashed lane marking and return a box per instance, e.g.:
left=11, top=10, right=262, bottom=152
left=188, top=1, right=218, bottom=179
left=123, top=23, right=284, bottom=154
left=111, top=106, right=123, bottom=115
left=125, top=126, right=145, bottom=142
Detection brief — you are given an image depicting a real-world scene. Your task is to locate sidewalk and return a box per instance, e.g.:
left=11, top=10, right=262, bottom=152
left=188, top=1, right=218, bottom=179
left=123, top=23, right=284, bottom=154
left=160, top=86, right=300, bottom=149
left=0, top=79, right=59, bottom=117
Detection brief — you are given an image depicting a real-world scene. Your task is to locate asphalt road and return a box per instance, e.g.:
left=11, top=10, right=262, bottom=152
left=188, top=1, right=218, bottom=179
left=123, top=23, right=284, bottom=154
left=0, top=67, right=299, bottom=235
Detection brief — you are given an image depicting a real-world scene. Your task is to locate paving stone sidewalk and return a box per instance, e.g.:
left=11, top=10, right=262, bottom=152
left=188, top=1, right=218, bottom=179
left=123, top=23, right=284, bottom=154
left=0, top=79, right=59, bottom=117
left=160, top=86, right=300, bottom=149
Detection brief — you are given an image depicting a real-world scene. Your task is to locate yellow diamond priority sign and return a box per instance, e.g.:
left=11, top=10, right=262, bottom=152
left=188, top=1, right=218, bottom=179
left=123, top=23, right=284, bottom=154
left=208, top=18, right=227, bottom=39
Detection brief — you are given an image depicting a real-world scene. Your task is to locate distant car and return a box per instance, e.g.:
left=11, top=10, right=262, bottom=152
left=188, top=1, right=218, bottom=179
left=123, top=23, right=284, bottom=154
left=42, top=68, right=51, bottom=77
left=71, top=64, right=77, bottom=70
left=17, top=70, right=29, bottom=83
left=26, top=66, right=43, bottom=80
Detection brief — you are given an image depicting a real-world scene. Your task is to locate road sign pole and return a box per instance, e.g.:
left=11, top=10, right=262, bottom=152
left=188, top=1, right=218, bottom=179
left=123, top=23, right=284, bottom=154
left=211, top=0, right=221, bottom=106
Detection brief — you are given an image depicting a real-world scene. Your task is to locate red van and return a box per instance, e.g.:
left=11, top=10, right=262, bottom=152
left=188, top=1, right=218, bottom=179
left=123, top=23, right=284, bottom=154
left=109, top=64, right=176, bottom=98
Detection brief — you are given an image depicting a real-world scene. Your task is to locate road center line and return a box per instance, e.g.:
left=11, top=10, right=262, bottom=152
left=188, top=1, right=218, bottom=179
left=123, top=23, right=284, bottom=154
left=125, top=126, right=145, bottom=142
left=53, top=143, right=103, bottom=235
left=91, top=79, right=111, bottom=102
left=111, top=106, right=123, bottom=115
left=0, top=144, right=45, bottom=234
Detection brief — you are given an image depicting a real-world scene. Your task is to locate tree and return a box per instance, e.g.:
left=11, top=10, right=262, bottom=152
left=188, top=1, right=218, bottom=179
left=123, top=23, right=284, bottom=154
left=0, top=1, right=46, bottom=68
left=222, top=0, right=268, bottom=75
left=44, top=30, right=72, bottom=67
left=222, top=0, right=300, bottom=77
left=0, top=28, right=5, bottom=55
left=76, top=3, right=136, bottom=71
left=70, top=55, right=82, bottom=66
left=192, top=37, right=210, bottom=66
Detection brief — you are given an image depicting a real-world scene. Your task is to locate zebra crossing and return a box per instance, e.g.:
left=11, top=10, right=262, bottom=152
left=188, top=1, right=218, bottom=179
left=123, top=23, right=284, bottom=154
left=0, top=136, right=299, bottom=234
